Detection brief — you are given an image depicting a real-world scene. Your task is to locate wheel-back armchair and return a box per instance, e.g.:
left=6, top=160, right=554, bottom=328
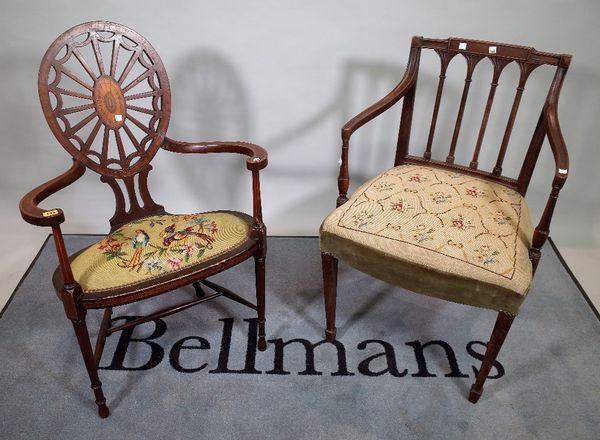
left=320, top=37, right=571, bottom=402
left=19, top=21, right=268, bottom=418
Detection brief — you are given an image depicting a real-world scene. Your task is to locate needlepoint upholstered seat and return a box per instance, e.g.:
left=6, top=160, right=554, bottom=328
left=19, top=21, right=268, bottom=418
left=320, top=36, right=571, bottom=404
left=321, top=164, right=534, bottom=315
left=59, top=211, right=254, bottom=298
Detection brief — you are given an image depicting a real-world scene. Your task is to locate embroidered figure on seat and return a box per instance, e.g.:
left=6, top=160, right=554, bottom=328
left=160, top=223, right=215, bottom=248
left=121, top=229, right=150, bottom=269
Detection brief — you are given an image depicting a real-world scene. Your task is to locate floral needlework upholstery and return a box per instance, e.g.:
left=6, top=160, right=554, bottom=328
left=320, top=164, right=534, bottom=315
left=70, top=212, right=251, bottom=294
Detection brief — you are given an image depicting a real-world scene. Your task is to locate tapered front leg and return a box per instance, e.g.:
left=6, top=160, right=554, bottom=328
left=254, top=253, right=267, bottom=352
left=469, top=311, right=515, bottom=403
left=321, top=252, right=338, bottom=342
left=71, top=317, right=110, bottom=418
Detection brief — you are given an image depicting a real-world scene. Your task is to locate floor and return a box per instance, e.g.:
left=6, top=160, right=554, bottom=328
left=3, top=236, right=599, bottom=439
left=2, top=228, right=49, bottom=313
left=2, top=230, right=599, bottom=315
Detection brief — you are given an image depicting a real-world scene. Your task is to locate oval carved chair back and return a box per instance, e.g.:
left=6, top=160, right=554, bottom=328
left=38, top=21, right=172, bottom=228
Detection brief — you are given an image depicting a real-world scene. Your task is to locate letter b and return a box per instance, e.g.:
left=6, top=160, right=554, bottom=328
left=100, top=316, right=166, bottom=371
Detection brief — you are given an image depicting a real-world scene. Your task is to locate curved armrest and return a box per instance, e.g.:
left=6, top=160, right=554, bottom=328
left=19, top=159, right=86, bottom=227
left=341, top=47, right=420, bottom=142
left=336, top=46, right=420, bottom=206
left=544, top=104, right=569, bottom=188
left=162, top=138, right=268, bottom=171
left=543, top=63, right=570, bottom=188
left=162, top=137, right=268, bottom=226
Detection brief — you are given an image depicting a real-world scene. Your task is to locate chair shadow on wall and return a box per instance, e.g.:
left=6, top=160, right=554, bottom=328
left=158, top=49, right=252, bottom=214
left=264, top=59, right=440, bottom=338
left=267, top=59, right=417, bottom=184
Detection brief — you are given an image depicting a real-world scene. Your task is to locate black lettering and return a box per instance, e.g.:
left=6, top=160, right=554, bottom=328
left=406, top=340, right=469, bottom=378
left=100, top=316, right=166, bottom=371
left=466, top=341, right=504, bottom=379
left=169, top=336, right=211, bottom=373
left=357, top=339, right=407, bottom=377
left=209, top=318, right=261, bottom=374
left=266, top=338, right=354, bottom=376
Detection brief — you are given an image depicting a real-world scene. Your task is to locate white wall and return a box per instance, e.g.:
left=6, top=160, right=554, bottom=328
left=1, top=0, right=599, bottom=307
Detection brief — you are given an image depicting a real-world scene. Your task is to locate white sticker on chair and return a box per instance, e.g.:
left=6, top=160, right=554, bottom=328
left=338, top=158, right=343, bottom=165
left=459, top=42, right=467, bottom=50
left=489, top=46, right=497, bottom=54
left=559, top=168, right=568, bottom=174
left=115, top=114, right=123, bottom=122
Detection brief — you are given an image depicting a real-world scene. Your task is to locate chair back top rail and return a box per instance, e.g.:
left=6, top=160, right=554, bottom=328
left=414, top=37, right=568, bottom=67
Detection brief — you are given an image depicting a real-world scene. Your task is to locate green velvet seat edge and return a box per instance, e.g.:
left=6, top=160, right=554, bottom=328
left=319, top=228, right=528, bottom=316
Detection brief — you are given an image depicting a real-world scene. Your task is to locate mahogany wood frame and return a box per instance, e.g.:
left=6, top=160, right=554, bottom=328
left=323, top=36, right=571, bottom=403
left=19, top=21, right=268, bottom=418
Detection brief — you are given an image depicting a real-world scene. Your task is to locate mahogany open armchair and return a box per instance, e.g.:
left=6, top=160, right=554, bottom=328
left=19, top=21, right=268, bottom=418
left=320, top=37, right=571, bottom=402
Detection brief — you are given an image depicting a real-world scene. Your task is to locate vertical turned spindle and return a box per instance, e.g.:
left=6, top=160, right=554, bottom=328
left=470, top=58, right=511, bottom=169
left=424, top=50, right=456, bottom=160
left=447, top=54, right=483, bottom=164
left=493, top=62, right=540, bottom=176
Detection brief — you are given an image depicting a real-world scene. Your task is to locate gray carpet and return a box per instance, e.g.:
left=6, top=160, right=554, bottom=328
left=1, top=236, right=599, bottom=440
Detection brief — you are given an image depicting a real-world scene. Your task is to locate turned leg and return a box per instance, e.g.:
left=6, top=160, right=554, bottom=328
left=321, top=252, right=338, bottom=342
left=254, top=253, right=267, bottom=352
left=94, top=308, right=112, bottom=368
left=469, top=311, right=515, bottom=403
left=71, top=316, right=110, bottom=418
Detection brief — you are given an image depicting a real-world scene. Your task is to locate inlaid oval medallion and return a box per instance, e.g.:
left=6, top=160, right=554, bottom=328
left=94, top=75, right=126, bottom=129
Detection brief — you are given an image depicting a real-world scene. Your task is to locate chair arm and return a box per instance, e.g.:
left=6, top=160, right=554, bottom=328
left=19, top=159, right=86, bottom=227
left=341, top=48, right=420, bottom=143
left=529, top=103, right=570, bottom=272
left=544, top=103, right=569, bottom=188
left=162, top=138, right=268, bottom=171
left=162, top=137, right=268, bottom=226
left=336, top=47, right=420, bottom=206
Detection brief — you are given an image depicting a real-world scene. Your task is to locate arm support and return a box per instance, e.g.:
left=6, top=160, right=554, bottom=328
left=545, top=103, right=569, bottom=186
left=162, top=139, right=268, bottom=171
left=337, top=47, right=420, bottom=206
left=529, top=81, right=570, bottom=272
left=19, top=159, right=86, bottom=227
left=162, top=138, right=268, bottom=225
left=341, top=48, right=420, bottom=143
